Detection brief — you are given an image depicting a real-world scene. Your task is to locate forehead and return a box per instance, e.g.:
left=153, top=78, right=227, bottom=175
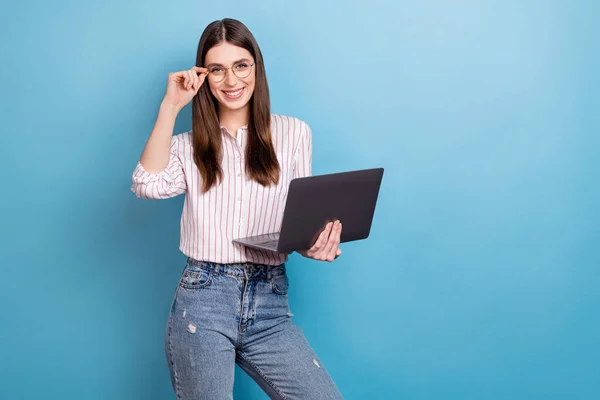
left=205, top=42, right=253, bottom=65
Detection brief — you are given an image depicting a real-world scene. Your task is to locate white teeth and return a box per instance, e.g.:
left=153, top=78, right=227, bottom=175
left=224, top=88, right=243, bottom=97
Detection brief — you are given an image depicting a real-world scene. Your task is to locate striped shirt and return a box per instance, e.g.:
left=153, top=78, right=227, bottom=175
left=131, top=114, right=312, bottom=266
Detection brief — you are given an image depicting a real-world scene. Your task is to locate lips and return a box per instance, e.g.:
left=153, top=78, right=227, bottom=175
left=222, top=87, right=245, bottom=100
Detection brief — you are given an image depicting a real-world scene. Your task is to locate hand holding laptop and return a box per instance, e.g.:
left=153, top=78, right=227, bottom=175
left=297, top=220, right=343, bottom=262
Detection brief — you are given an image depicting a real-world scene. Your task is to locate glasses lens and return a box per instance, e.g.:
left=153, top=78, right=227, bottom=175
left=209, top=68, right=225, bottom=82
left=233, top=63, right=252, bottom=79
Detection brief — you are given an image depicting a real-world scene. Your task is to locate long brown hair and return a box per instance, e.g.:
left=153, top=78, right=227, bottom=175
left=192, top=18, right=279, bottom=193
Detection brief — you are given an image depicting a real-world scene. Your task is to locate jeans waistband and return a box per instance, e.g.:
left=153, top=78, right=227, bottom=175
left=186, top=258, right=286, bottom=280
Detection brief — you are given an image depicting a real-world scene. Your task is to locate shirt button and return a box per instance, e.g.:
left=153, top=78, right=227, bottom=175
left=237, top=172, right=241, bottom=177
left=237, top=196, right=241, bottom=201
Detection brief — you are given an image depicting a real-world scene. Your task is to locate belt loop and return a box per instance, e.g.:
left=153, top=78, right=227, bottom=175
left=267, top=266, right=272, bottom=281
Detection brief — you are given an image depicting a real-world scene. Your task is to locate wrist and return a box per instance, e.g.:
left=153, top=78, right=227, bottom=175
left=159, top=101, right=181, bottom=116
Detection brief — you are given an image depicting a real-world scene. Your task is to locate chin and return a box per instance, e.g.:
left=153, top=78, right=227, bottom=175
left=220, top=101, right=250, bottom=112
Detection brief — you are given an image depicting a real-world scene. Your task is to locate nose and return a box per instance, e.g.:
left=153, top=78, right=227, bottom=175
left=224, top=68, right=237, bottom=86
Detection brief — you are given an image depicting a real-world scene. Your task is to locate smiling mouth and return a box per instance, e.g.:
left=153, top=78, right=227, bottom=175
left=222, top=87, right=245, bottom=100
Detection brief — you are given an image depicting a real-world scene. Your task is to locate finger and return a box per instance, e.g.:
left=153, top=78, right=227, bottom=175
left=322, top=221, right=338, bottom=260
left=196, top=71, right=208, bottom=84
left=327, top=242, right=340, bottom=262
left=170, top=71, right=186, bottom=80
left=192, top=66, right=208, bottom=75
left=312, top=223, right=331, bottom=250
left=187, top=70, right=194, bottom=90
left=185, top=71, right=194, bottom=90
left=328, top=222, right=342, bottom=261
left=191, top=69, right=199, bottom=90
left=198, top=70, right=207, bottom=85
left=322, top=221, right=340, bottom=259
left=191, top=70, right=197, bottom=90
left=179, top=71, right=188, bottom=90
left=170, top=71, right=183, bottom=87
left=190, top=69, right=198, bottom=91
left=308, top=223, right=331, bottom=259
left=309, top=224, right=330, bottom=255
left=315, top=222, right=333, bottom=251
left=327, top=221, right=342, bottom=261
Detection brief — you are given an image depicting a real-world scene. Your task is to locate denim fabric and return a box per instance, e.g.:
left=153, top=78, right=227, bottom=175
left=164, top=258, right=344, bottom=399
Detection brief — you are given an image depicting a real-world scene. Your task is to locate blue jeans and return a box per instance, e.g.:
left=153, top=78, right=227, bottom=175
left=164, top=258, right=344, bottom=399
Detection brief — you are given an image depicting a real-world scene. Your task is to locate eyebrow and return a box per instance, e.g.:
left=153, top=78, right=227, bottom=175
left=206, top=58, right=251, bottom=67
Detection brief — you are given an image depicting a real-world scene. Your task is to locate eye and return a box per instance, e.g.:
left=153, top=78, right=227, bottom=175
left=235, top=63, right=250, bottom=69
left=210, top=67, right=223, bottom=73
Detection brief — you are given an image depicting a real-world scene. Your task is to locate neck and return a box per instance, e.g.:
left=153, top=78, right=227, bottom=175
left=219, top=104, right=250, bottom=137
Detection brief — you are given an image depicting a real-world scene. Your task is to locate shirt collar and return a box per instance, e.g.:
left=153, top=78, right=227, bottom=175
left=220, top=125, right=248, bottom=131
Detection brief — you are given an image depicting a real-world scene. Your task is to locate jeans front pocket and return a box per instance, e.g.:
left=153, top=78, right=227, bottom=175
left=179, top=266, right=212, bottom=289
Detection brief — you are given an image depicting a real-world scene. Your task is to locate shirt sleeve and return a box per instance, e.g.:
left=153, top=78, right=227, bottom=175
left=130, top=134, right=187, bottom=199
left=292, top=121, right=312, bottom=179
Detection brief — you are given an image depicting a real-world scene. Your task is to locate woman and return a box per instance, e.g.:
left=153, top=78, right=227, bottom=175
left=131, top=18, right=344, bottom=400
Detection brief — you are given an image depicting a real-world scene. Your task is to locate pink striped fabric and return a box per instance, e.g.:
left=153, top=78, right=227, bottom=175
left=131, top=114, right=312, bottom=265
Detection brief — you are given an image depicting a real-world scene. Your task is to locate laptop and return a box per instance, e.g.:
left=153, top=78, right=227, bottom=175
left=232, top=167, right=384, bottom=253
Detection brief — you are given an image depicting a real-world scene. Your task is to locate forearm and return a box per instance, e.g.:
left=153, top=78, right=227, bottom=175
left=139, top=102, right=180, bottom=173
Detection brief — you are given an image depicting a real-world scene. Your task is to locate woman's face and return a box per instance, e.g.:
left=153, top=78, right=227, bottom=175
left=204, top=42, right=256, bottom=112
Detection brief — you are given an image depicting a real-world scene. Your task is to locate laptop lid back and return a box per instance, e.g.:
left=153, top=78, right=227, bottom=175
left=277, top=168, right=384, bottom=253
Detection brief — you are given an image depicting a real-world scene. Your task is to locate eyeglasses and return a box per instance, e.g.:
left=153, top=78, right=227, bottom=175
left=206, top=61, right=255, bottom=83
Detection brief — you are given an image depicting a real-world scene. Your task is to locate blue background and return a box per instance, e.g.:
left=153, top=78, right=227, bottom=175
left=1, top=1, right=598, bottom=399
